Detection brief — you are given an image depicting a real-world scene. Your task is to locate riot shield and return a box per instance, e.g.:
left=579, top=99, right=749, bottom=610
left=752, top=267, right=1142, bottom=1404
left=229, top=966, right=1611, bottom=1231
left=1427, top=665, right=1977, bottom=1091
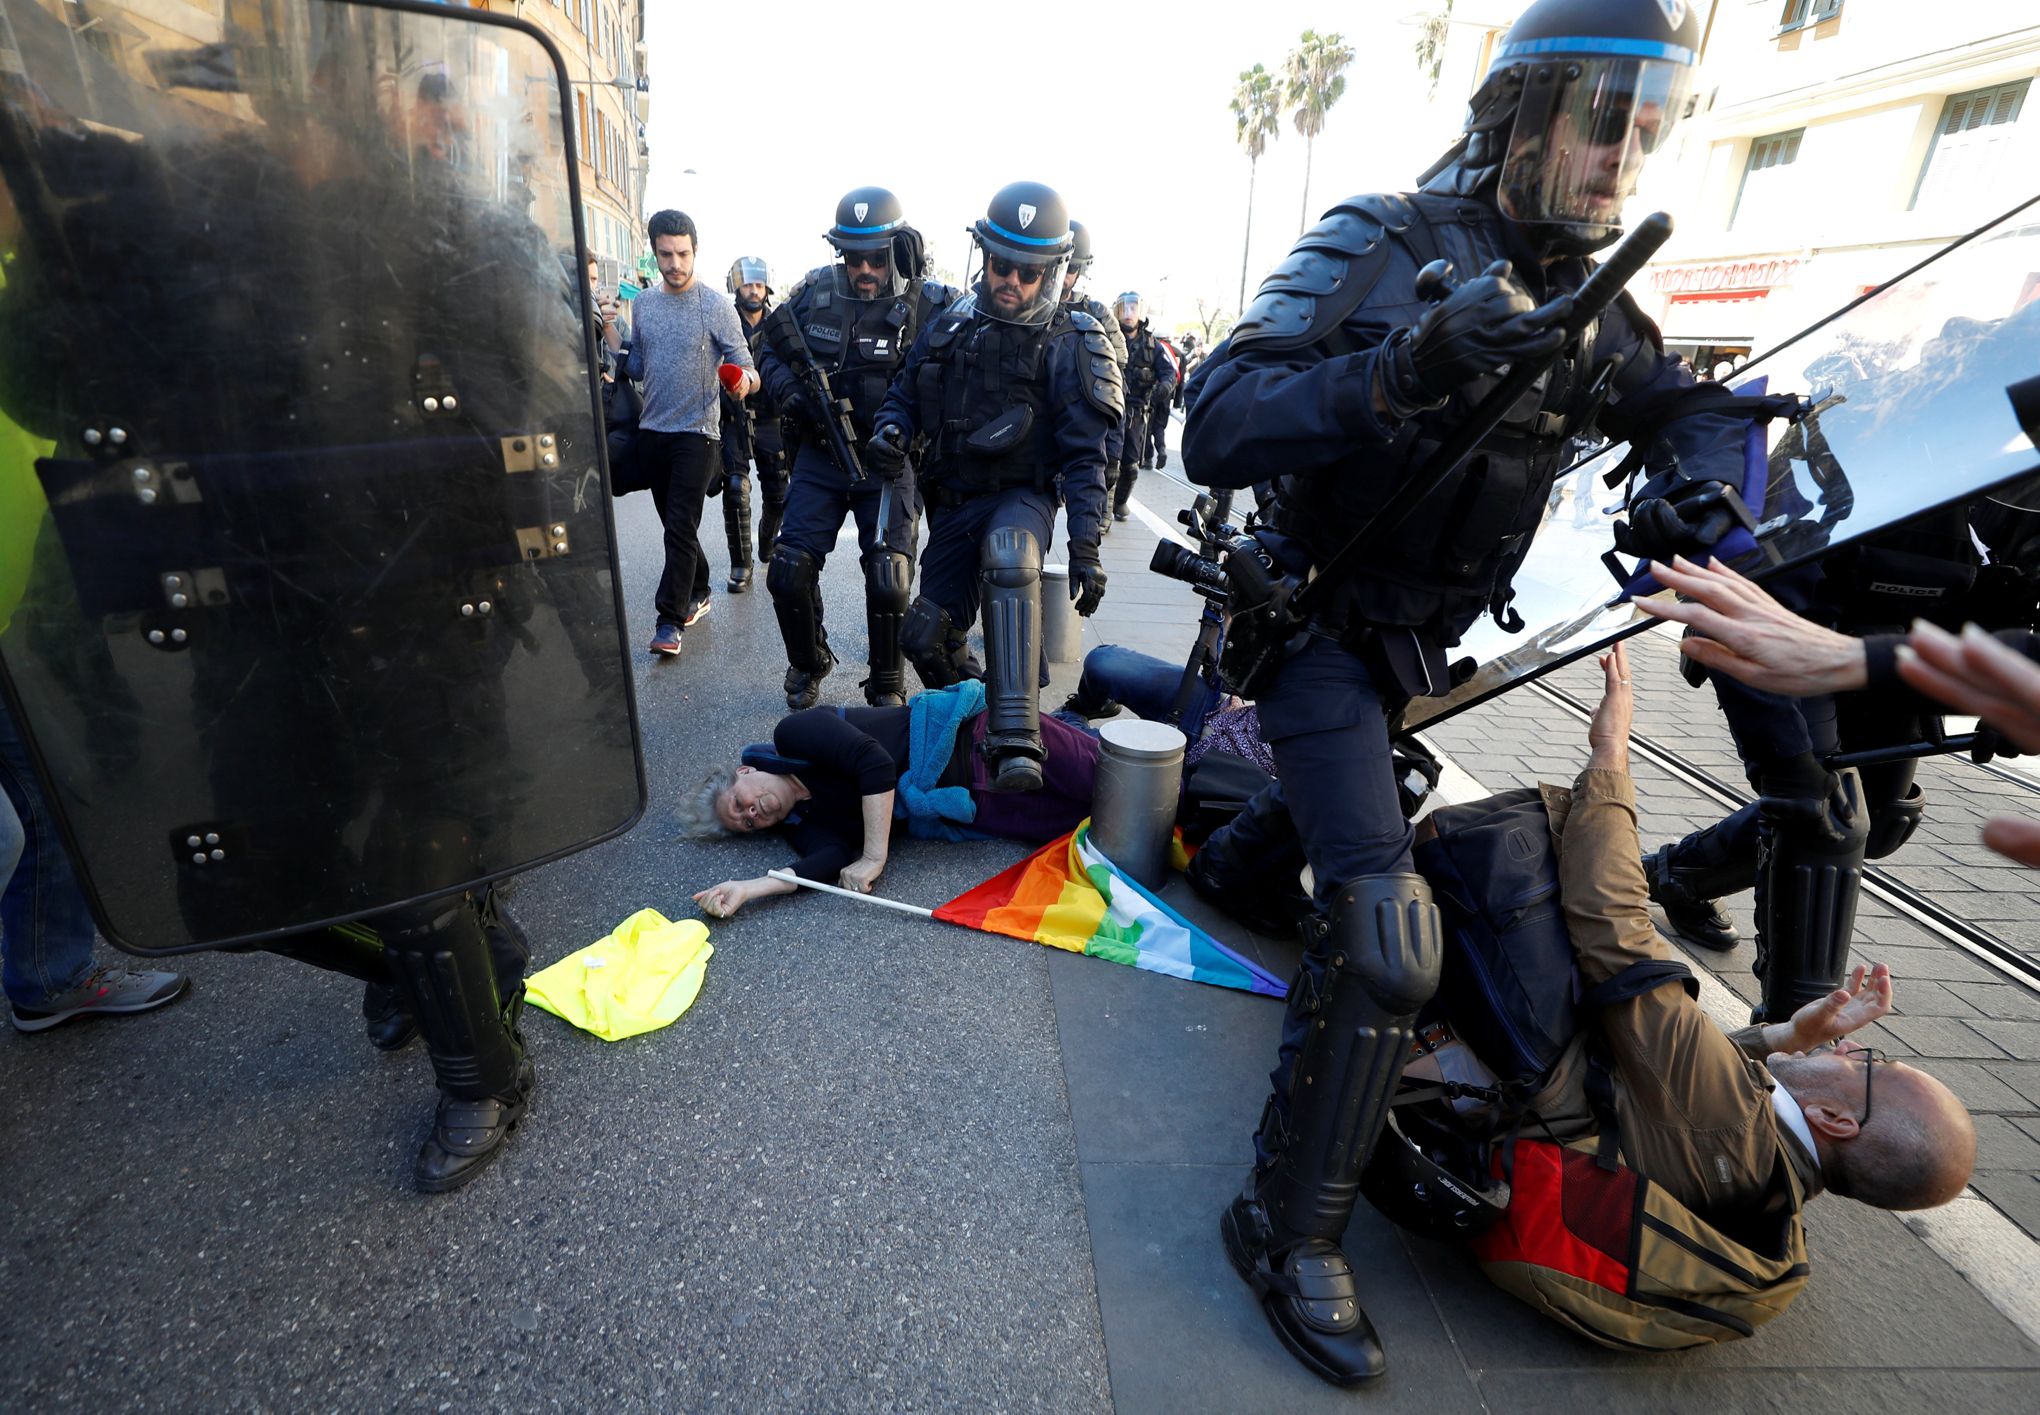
left=0, top=0, right=643, bottom=951
left=1407, top=197, right=2040, bottom=730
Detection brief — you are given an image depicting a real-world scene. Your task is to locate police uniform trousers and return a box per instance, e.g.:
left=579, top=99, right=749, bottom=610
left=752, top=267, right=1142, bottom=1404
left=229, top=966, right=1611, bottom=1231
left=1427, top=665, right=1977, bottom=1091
left=1239, top=634, right=1416, bottom=1167
left=916, top=485, right=1059, bottom=641
left=777, top=442, right=918, bottom=589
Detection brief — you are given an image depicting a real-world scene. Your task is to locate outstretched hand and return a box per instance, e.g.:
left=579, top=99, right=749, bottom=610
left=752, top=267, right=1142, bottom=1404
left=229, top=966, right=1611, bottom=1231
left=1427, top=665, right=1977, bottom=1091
left=693, top=879, right=750, bottom=919
left=1783, top=963, right=1894, bottom=1052
left=1897, top=621, right=2040, bottom=754
left=1586, top=641, right=1632, bottom=773
left=1633, top=556, right=1869, bottom=696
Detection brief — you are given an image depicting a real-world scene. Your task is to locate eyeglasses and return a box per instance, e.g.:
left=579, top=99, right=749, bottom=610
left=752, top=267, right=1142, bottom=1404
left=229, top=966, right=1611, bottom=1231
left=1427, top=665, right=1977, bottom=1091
left=1832, top=1041, right=1889, bottom=1126
left=988, top=257, right=1047, bottom=286
left=841, top=250, right=890, bottom=270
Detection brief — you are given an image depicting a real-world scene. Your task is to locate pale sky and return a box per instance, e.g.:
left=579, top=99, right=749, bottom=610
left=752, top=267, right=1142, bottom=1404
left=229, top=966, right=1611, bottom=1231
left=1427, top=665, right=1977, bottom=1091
left=641, top=2, right=1493, bottom=333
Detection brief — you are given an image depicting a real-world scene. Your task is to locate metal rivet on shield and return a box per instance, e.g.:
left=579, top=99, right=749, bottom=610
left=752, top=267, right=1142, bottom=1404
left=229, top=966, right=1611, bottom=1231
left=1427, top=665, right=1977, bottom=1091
left=149, top=630, right=167, bottom=645
left=540, top=453, right=557, bottom=467
left=205, top=833, right=220, bottom=846
left=423, top=397, right=440, bottom=412
left=538, top=434, right=555, bottom=449
left=209, top=848, right=225, bottom=862
left=132, top=467, right=151, bottom=484
left=170, top=629, right=188, bottom=643
left=478, top=601, right=492, bottom=615
left=108, top=427, right=128, bottom=445
left=553, top=541, right=568, bottom=554
left=460, top=603, right=475, bottom=618
left=187, top=835, right=202, bottom=848
left=169, top=593, right=189, bottom=609
left=191, top=853, right=207, bottom=865
left=443, top=395, right=459, bottom=411
left=552, top=525, right=566, bottom=537
left=137, top=488, right=158, bottom=504
left=83, top=428, right=104, bottom=446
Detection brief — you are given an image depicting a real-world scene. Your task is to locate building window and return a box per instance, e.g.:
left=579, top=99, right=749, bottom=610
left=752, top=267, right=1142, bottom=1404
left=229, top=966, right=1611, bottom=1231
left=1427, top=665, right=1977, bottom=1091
left=1778, top=0, right=1843, bottom=33
left=1730, top=128, right=1803, bottom=232
left=576, top=91, right=591, bottom=164
left=1912, top=79, right=2030, bottom=212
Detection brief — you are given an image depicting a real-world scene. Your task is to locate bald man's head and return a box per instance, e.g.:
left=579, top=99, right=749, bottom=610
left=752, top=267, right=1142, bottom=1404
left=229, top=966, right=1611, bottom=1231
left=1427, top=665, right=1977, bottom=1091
left=1770, top=1048, right=1975, bottom=1211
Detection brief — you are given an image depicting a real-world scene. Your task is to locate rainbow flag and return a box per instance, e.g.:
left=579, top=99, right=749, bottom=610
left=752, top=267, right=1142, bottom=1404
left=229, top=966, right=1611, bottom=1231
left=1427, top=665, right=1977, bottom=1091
left=935, top=821, right=1288, bottom=997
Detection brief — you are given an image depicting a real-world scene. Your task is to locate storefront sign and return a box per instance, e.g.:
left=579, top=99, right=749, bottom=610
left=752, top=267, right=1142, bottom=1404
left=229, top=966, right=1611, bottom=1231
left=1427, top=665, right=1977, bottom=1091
left=1650, top=257, right=1800, bottom=296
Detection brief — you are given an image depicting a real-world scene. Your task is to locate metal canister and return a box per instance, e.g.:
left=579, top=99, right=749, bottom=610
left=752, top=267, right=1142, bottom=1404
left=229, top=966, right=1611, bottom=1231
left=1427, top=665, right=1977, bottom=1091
left=1041, top=564, right=1080, bottom=664
left=1090, top=719, right=1186, bottom=891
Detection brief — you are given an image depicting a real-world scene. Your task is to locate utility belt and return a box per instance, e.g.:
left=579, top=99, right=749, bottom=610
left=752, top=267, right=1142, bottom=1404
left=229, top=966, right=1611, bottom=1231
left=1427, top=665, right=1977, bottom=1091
left=920, top=464, right=1053, bottom=508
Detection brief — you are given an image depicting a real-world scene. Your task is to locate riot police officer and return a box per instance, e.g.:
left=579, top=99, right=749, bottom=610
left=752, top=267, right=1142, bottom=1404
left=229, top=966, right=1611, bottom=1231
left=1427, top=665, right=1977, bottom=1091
left=1111, top=292, right=1176, bottom=519
left=1646, top=489, right=2037, bottom=1016
left=1060, top=222, right=1128, bottom=531
left=714, top=256, right=787, bottom=591
left=1179, top=0, right=1747, bottom=1384
left=757, top=188, right=958, bottom=708
left=869, top=182, right=1122, bottom=790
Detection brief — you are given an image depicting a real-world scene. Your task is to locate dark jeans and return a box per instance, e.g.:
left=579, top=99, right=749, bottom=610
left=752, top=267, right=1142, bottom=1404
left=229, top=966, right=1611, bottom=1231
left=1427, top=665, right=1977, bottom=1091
left=641, top=429, right=719, bottom=628
left=0, top=700, right=97, bottom=1007
left=1075, top=644, right=1220, bottom=738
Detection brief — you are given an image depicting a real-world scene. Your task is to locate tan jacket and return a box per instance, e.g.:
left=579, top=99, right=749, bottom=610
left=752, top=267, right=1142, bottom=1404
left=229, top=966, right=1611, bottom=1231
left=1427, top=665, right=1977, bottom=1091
left=1518, top=769, right=1821, bottom=1218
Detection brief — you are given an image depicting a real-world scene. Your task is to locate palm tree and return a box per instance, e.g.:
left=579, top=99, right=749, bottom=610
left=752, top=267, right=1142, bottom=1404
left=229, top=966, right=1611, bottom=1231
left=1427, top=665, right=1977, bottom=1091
left=1414, top=2, right=1456, bottom=97
left=1230, top=63, right=1282, bottom=313
left=1282, top=29, right=1356, bottom=235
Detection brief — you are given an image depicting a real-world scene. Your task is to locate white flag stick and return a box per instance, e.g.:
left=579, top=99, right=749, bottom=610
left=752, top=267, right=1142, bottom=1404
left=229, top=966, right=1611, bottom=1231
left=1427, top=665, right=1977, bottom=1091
left=767, top=869, right=936, bottom=918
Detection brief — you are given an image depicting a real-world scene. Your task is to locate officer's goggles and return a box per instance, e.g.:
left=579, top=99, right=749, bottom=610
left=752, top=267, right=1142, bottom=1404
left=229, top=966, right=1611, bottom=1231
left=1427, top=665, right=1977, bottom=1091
left=841, top=249, right=890, bottom=270
left=987, top=257, right=1047, bottom=286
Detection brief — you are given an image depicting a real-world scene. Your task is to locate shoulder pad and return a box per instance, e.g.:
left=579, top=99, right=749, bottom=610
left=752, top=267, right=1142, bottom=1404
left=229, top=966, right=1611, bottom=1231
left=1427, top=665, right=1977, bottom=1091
left=1229, top=192, right=1418, bottom=354
left=1076, top=332, right=1125, bottom=420
left=1065, top=307, right=1102, bottom=334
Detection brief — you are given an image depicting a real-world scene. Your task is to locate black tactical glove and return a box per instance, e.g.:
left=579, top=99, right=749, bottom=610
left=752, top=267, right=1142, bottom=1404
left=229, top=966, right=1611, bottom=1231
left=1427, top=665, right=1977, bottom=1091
left=1069, top=544, right=1107, bottom=616
left=1614, top=480, right=1741, bottom=562
left=866, top=420, right=910, bottom=480
left=1375, top=259, right=1572, bottom=420
left=788, top=385, right=829, bottom=429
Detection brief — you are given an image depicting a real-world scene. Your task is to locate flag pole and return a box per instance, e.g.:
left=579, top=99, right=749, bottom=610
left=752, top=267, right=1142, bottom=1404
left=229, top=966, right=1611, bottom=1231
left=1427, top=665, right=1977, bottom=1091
left=766, top=869, right=936, bottom=918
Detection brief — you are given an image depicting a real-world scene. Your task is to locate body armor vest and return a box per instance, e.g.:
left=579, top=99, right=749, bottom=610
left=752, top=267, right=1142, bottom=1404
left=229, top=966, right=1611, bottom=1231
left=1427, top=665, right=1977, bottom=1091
left=787, top=269, right=950, bottom=439
left=1811, top=503, right=1982, bottom=635
left=913, top=301, right=1066, bottom=495
left=1124, top=325, right=1161, bottom=396
left=1270, top=193, right=1618, bottom=645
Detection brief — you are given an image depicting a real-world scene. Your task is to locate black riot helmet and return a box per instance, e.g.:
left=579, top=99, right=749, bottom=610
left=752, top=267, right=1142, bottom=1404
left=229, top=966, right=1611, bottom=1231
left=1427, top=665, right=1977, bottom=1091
left=970, top=181, right=1074, bottom=326
left=1423, top=0, right=1700, bottom=255
left=827, top=186, right=910, bottom=298
left=1067, top=220, right=1095, bottom=277
left=1358, top=1107, right=1512, bottom=1242
left=726, top=256, right=772, bottom=311
left=1113, top=291, right=1146, bottom=330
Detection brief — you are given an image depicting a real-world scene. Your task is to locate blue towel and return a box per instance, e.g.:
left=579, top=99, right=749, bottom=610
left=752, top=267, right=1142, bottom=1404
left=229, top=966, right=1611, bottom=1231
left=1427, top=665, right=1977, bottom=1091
left=898, top=682, right=992, bottom=841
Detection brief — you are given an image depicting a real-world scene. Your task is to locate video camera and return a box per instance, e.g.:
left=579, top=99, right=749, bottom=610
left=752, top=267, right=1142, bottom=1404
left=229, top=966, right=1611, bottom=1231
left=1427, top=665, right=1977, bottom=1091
left=1148, top=493, right=1259, bottom=600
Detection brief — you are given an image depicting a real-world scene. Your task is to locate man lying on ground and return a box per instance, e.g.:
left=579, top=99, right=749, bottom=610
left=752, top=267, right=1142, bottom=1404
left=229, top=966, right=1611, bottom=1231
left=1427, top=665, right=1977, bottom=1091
left=683, top=684, right=1101, bottom=917
left=1637, top=555, right=2040, bottom=868
left=1408, top=643, right=1975, bottom=1219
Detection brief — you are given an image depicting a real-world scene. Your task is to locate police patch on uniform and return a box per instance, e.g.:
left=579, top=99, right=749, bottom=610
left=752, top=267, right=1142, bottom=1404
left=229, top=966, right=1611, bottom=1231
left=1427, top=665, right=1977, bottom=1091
left=805, top=322, right=842, bottom=344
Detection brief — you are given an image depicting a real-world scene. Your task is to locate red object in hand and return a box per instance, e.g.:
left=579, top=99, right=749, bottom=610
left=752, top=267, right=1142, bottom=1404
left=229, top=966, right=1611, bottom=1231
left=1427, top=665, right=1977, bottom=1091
left=718, top=362, right=746, bottom=392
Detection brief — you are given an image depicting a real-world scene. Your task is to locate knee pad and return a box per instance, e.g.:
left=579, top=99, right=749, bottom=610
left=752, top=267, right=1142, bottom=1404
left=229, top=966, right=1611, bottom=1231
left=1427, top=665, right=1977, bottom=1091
left=980, top=527, right=1042, bottom=590
left=865, top=548, right=913, bottom=613
left=1864, top=783, right=1926, bottom=861
left=766, top=543, right=820, bottom=600
left=902, top=595, right=955, bottom=664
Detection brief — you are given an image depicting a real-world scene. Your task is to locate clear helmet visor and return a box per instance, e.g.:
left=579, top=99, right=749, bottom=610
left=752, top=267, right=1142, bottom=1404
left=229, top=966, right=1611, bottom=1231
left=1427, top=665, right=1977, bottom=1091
left=1113, top=296, right=1144, bottom=325
left=1496, top=56, right=1691, bottom=240
left=970, top=235, right=1070, bottom=326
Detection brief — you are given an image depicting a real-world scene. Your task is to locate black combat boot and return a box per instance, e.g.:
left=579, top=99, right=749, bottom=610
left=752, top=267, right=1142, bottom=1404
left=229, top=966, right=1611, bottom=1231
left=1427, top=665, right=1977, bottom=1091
left=1642, top=802, right=1759, bottom=953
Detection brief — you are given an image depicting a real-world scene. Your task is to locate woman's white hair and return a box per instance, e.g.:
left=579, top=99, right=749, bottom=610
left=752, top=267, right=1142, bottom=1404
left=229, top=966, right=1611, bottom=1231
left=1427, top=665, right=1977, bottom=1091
left=677, top=765, right=737, bottom=839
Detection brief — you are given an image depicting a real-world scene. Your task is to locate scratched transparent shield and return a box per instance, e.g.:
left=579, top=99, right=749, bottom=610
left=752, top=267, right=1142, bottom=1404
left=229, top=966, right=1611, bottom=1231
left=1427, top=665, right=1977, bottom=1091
left=1407, top=198, right=2040, bottom=730
left=0, top=0, right=642, bottom=950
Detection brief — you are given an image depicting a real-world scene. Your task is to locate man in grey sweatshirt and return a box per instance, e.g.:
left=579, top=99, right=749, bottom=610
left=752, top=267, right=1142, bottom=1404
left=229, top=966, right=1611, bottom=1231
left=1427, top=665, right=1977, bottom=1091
left=601, top=209, right=756, bottom=658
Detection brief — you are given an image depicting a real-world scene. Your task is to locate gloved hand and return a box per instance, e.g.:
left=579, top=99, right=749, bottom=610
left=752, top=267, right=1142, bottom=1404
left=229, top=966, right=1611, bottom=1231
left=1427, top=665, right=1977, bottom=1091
left=866, top=420, right=911, bottom=479
left=1614, top=480, right=1741, bottom=562
left=1069, top=544, right=1108, bottom=616
left=788, top=385, right=829, bottom=428
left=1375, top=259, right=1572, bottom=420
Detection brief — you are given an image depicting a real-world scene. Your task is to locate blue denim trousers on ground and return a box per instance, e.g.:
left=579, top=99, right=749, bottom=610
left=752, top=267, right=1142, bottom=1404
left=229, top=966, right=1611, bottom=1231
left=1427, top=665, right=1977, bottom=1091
left=1077, top=644, right=1219, bottom=738
left=0, top=700, right=97, bottom=1008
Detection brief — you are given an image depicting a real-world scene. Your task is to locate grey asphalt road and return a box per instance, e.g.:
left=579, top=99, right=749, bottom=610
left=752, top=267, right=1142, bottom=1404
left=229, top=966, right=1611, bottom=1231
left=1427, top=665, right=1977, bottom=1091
left=0, top=479, right=1113, bottom=1413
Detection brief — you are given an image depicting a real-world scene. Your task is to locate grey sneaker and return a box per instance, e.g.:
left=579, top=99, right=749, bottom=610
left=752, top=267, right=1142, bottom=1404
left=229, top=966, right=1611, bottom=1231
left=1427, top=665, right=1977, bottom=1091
left=11, top=964, right=189, bottom=1033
